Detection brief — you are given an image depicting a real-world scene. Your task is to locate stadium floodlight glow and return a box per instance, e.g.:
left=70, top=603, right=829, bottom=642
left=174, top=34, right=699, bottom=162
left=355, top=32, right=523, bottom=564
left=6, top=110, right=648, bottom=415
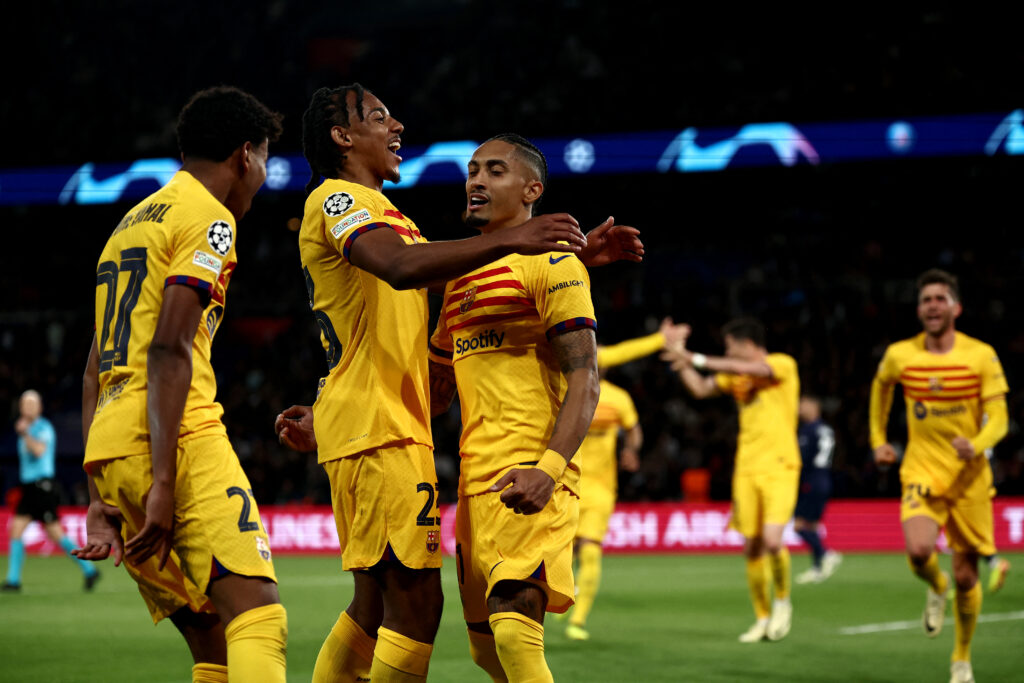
left=1, top=110, right=1022, bottom=207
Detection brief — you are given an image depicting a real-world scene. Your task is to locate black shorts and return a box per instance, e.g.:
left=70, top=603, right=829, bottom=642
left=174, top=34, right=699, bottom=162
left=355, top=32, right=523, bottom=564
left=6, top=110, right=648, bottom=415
left=14, top=479, right=60, bottom=523
left=794, top=471, right=832, bottom=522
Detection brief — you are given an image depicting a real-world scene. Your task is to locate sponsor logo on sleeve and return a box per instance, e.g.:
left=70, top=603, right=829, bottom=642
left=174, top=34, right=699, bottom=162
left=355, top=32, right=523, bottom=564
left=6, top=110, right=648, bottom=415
left=330, top=208, right=372, bottom=239
left=323, top=192, right=355, bottom=217
left=207, top=220, right=233, bottom=256
left=192, top=250, right=223, bottom=274
left=547, top=279, right=584, bottom=294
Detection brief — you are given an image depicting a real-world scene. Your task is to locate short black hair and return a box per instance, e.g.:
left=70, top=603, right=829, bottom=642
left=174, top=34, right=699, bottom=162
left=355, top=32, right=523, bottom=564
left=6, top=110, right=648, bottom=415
left=485, top=133, right=548, bottom=215
left=302, top=84, right=367, bottom=195
left=176, top=86, right=282, bottom=162
left=722, top=317, right=766, bottom=348
left=916, top=268, right=960, bottom=302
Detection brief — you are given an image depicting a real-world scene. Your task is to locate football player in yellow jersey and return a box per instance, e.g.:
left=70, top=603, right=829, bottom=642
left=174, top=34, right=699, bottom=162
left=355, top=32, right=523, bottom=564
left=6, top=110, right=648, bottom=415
left=74, top=87, right=287, bottom=683
left=664, top=318, right=800, bottom=643
left=427, top=134, right=602, bottom=683
left=564, top=375, right=642, bottom=642
left=870, top=269, right=1008, bottom=683
left=274, top=85, right=641, bottom=683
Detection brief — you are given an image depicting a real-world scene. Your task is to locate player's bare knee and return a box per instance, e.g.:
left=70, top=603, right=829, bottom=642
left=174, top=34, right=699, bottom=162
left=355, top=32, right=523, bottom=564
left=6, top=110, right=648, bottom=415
left=170, top=608, right=227, bottom=665
left=487, top=580, right=546, bottom=622
left=208, top=573, right=281, bottom=626
left=906, top=545, right=933, bottom=567
left=743, top=537, right=764, bottom=558
left=764, top=539, right=783, bottom=555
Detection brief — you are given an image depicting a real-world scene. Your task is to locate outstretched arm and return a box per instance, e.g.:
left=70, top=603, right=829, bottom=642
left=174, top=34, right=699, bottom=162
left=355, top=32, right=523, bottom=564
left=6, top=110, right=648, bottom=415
left=578, top=217, right=644, bottom=267
left=491, top=328, right=599, bottom=514
left=349, top=213, right=586, bottom=290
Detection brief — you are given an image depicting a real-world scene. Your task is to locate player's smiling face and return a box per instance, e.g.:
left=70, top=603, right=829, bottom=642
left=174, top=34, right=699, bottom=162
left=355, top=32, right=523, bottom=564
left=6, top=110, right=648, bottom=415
left=339, top=91, right=404, bottom=185
left=917, top=283, right=961, bottom=336
left=464, top=140, right=542, bottom=231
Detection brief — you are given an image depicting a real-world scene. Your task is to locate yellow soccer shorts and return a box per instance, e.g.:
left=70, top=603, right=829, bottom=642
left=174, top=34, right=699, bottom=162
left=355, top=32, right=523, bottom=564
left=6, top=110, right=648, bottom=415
left=456, top=482, right=579, bottom=624
left=729, top=467, right=799, bottom=539
left=323, top=440, right=443, bottom=571
left=576, top=485, right=615, bottom=543
left=900, top=475, right=996, bottom=556
left=91, top=432, right=277, bottom=623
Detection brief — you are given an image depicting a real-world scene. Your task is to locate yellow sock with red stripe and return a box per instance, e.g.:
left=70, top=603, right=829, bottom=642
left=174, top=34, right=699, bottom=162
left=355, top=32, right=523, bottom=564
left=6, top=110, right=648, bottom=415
left=909, top=552, right=949, bottom=594
left=467, top=629, right=509, bottom=682
left=191, top=663, right=228, bottom=683
left=313, top=611, right=376, bottom=683
left=769, top=547, right=791, bottom=600
left=224, top=603, right=287, bottom=683
left=369, top=627, right=432, bottom=681
left=570, top=543, right=602, bottom=628
left=746, top=556, right=771, bottom=620
left=952, top=582, right=982, bottom=663
left=489, top=612, right=553, bottom=683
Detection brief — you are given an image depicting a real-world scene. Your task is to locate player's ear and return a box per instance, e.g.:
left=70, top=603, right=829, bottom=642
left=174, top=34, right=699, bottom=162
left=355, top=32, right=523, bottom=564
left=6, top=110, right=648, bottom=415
left=331, top=126, right=353, bottom=150
left=523, top=180, right=543, bottom=205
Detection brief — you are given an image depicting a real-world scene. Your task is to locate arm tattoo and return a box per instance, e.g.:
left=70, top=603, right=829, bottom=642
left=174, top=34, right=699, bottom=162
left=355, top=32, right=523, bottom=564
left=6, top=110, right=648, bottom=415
left=553, top=328, right=597, bottom=376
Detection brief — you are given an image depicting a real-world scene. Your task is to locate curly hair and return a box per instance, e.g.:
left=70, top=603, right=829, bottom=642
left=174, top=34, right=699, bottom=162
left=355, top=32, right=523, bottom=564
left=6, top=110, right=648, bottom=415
left=176, top=86, right=283, bottom=162
left=485, top=133, right=548, bottom=215
left=301, top=84, right=366, bottom=195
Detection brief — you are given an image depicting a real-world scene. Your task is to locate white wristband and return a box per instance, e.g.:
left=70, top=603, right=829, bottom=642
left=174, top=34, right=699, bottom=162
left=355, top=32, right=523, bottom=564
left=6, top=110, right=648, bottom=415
left=691, top=353, right=707, bottom=369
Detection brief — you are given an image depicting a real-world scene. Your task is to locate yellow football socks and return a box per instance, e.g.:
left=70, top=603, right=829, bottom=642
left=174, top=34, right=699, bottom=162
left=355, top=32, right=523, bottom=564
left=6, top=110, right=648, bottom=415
left=769, top=547, right=791, bottom=600
left=952, top=582, right=982, bottom=663
left=908, top=552, right=949, bottom=594
left=224, top=603, right=288, bottom=683
left=570, top=543, right=602, bottom=627
left=312, top=611, right=377, bottom=683
left=368, top=626, right=433, bottom=682
left=191, top=663, right=228, bottom=683
left=745, top=556, right=771, bottom=620
left=467, top=629, right=509, bottom=682
left=489, top=612, right=553, bottom=683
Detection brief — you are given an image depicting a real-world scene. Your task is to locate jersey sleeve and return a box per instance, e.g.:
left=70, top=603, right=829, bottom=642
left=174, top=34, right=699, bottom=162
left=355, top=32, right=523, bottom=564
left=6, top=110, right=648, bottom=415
left=428, top=297, right=455, bottom=366
left=765, top=354, right=796, bottom=384
left=874, top=345, right=900, bottom=385
left=529, top=253, right=597, bottom=340
left=714, top=372, right=733, bottom=393
left=319, top=188, right=395, bottom=261
left=979, top=345, right=1010, bottom=400
left=166, top=208, right=235, bottom=297
left=617, top=389, right=639, bottom=430
left=32, top=420, right=56, bottom=448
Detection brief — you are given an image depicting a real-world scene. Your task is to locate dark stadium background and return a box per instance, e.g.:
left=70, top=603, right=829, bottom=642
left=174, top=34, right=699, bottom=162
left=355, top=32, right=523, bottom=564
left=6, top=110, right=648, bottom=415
left=2, top=3, right=1022, bottom=508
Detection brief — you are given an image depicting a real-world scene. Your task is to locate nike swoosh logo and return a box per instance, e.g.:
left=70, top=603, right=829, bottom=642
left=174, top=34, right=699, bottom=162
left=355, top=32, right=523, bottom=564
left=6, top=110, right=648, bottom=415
left=489, top=560, right=504, bottom=577
left=549, top=254, right=571, bottom=265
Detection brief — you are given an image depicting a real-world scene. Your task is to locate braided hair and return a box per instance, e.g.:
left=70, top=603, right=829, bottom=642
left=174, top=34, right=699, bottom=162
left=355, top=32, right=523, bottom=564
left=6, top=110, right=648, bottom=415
left=301, top=84, right=367, bottom=195
left=484, top=133, right=548, bottom=214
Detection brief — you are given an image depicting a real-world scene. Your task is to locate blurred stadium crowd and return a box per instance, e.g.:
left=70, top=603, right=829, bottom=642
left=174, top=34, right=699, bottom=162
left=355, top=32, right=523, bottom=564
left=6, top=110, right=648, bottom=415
left=2, top=3, right=1022, bottom=507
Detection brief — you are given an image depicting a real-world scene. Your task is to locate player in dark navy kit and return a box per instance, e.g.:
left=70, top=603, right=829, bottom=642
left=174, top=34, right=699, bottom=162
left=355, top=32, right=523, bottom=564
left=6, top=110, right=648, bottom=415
left=794, top=396, right=842, bottom=584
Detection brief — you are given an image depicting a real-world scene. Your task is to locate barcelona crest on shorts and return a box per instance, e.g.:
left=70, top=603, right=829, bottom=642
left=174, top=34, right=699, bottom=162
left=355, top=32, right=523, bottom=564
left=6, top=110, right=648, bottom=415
left=427, top=530, right=439, bottom=554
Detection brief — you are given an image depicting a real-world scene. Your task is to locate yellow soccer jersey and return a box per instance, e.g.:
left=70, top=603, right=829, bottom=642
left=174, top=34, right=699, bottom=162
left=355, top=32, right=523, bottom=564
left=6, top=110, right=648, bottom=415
left=714, top=353, right=800, bottom=475
left=429, top=251, right=597, bottom=496
left=86, top=171, right=236, bottom=464
left=871, top=332, right=1008, bottom=495
left=300, top=179, right=432, bottom=463
left=578, top=380, right=638, bottom=497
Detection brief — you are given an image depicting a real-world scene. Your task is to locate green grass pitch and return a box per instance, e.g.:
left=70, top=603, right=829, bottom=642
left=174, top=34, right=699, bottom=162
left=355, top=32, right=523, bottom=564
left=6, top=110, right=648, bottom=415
left=1, top=552, right=1021, bottom=681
